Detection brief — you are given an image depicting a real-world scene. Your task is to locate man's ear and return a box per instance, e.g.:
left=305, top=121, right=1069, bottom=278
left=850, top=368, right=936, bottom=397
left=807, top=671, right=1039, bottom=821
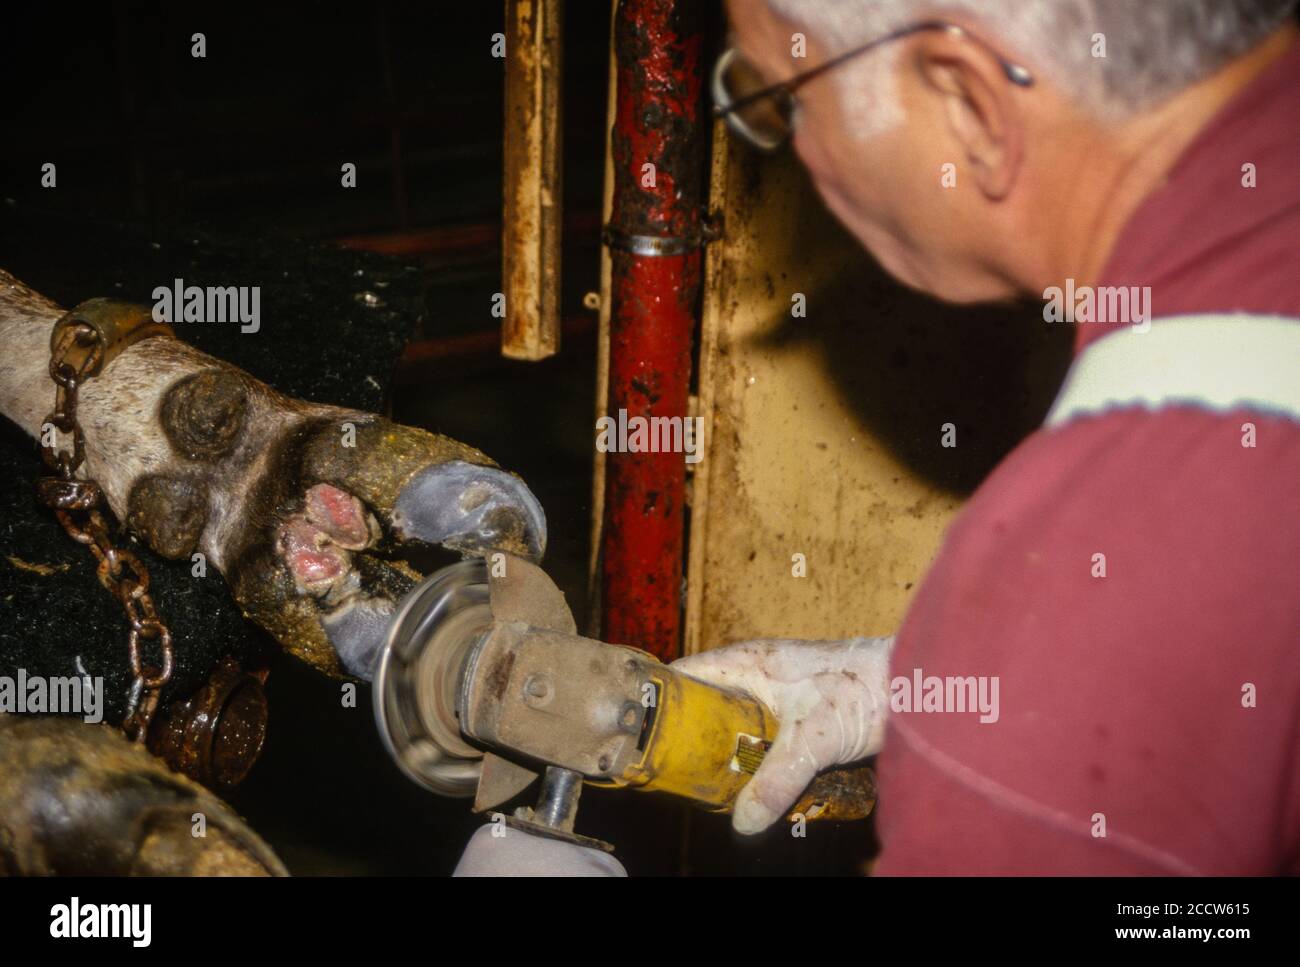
left=912, top=31, right=1024, bottom=199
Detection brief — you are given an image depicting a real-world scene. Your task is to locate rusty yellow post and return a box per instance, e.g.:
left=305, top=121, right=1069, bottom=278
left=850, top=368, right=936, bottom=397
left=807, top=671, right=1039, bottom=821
left=502, top=0, right=564, bottom=361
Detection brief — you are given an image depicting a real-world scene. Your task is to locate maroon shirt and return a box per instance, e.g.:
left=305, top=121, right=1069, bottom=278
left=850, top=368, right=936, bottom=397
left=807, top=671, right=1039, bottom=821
left=874, top=40, right=1300, bottom=875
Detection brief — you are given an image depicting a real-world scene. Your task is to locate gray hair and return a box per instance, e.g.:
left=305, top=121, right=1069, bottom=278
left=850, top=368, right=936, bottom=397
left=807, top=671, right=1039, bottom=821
left=767, top=0, right=1297, bottom=132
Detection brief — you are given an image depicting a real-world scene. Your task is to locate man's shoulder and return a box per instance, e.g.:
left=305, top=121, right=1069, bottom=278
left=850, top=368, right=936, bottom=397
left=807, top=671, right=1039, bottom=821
left=959, top=402, right=1300, bottom=549
left=900, top=399, right=1300, bottom=700
left=884, top=403, right=1300, bottom=876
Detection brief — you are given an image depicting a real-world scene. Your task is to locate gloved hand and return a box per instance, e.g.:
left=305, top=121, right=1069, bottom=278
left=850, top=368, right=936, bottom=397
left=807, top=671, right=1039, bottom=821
left=453, top=823, right=628, bottom=877
left=671, top=636, right=895, bottom=834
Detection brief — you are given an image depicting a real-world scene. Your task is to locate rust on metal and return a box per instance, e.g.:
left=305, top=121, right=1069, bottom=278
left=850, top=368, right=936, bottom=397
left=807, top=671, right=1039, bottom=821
left=600, top=0, right=708, bottom=660
left=37, top=302, right=178, bottom=741
left=147, top=656, right=270, bottom=791
left=502, top=0, right=565, bottom=360
left=791, top=766, right=878, bottom=822
left=48, top=297, right=174, bottom=379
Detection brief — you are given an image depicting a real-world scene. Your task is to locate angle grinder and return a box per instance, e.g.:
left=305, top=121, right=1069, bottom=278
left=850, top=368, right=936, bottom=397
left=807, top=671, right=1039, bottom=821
left=373, top=554, right=875, bottom=849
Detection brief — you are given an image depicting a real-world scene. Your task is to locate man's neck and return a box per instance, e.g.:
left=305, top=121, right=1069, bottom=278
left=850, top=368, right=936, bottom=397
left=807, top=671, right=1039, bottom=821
left=1040, top=24, right=1296, bottom=290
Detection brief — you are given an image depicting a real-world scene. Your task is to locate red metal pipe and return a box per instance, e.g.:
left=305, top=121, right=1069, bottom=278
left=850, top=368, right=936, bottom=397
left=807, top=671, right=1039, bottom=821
left=600, top=0, right=707, bottom=661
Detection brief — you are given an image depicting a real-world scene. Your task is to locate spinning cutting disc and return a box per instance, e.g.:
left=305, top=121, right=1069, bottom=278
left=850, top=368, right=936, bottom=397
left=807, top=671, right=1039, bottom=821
left=373, top=558, right=491, bottom=797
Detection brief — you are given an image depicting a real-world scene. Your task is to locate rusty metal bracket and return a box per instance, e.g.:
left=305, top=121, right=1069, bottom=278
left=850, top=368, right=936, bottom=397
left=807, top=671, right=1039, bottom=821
left=147, top=657, right=269, bottom=791
left=602, top=226, right=697, bottom=257
left=601, top=210, right=722, bottom=257
left=50, top=297, right=174, bottom=378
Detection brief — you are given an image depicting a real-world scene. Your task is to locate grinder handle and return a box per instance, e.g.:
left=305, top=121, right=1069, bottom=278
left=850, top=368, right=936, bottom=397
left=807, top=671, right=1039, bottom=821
left=639, top=665, right=876, bottom=822
left=701, top=674, right=878, bottom=823
left=741, top=691, right=876, bottom=821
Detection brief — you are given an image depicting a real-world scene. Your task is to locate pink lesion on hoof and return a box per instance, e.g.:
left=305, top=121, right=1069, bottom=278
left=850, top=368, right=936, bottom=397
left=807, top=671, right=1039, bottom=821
left=277, top=517, right=352, bottom=596
left=304, top=482, right=378, bottom=551
left=276, top=484, right=379, bottom=600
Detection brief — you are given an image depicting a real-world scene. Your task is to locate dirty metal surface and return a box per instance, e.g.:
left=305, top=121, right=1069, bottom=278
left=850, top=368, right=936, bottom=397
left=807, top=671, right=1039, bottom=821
left=585, top=0, right=620, bottom=638
left=0, top=201, right=416, bottom=723
left=685, top=129, right=1073, bottom=652
left=502, top=0, right=565, bottom=360
left=147, top=656, right=270, bottom=791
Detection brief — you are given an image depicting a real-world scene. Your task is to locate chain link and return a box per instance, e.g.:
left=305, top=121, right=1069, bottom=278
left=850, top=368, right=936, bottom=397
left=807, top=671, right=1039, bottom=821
left=38, top=320, right=174, bottom=742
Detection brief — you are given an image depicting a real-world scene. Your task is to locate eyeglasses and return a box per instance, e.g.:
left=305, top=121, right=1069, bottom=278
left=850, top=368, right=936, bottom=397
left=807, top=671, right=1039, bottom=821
left=712, top=20, right=1035, bottom=153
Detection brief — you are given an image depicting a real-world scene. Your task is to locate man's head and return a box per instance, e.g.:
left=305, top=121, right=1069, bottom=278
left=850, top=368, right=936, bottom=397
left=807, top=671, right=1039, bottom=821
left=724, top=0, right=1297, bottom=302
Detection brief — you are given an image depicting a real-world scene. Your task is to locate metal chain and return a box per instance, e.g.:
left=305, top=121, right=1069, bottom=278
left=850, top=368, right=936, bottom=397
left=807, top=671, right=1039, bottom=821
left=37, top=321, right=174, bottom=742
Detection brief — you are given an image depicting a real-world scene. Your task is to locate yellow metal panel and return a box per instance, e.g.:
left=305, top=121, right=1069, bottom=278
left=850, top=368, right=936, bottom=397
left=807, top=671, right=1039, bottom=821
left=685, top=129, right=1069, bottom=652
left=585, top=0, right=619, bottom=636
left=502, top=0, right=564, bottom=360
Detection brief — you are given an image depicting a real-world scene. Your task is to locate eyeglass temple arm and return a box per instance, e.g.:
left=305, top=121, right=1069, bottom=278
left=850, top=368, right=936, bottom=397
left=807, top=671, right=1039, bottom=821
left=715, top=20, right=1033, bottom=119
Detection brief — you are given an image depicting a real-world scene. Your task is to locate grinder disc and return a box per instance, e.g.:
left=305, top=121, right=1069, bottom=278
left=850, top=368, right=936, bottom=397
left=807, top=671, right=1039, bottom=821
left=373, top=558, right=491, bottom=797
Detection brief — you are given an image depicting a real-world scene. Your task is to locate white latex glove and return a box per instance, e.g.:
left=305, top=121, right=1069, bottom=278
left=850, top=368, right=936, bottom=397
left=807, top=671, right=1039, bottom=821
left=671, top=636, right=895, bottom=834
left=452, top=823, right=628, bottom=877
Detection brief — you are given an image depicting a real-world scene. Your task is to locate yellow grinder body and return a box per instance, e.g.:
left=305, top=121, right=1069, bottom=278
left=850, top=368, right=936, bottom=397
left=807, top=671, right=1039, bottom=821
left=374, top=556, right=873, bottom=820
left=461, top=619, right=776, bottom=810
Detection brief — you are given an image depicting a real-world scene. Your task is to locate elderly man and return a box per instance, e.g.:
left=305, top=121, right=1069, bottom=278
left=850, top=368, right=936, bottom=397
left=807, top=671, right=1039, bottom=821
left=458, top=0, right=1300, bottom=875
